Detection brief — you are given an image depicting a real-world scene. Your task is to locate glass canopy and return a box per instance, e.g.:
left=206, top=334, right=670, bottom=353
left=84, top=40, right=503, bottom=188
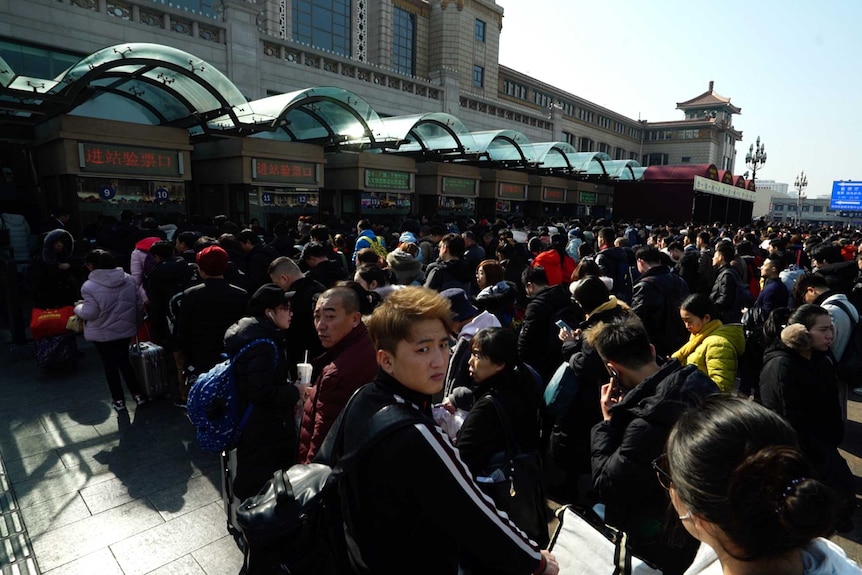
left=470, top=129, right=533, bottom=164
left=381, top=113, right=478, bottom=156
left=521, top=142, right=578, bottom=170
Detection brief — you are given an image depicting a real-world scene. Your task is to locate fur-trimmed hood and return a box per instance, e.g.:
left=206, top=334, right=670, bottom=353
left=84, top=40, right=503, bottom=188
left=42, top=229, right=74, bottom=263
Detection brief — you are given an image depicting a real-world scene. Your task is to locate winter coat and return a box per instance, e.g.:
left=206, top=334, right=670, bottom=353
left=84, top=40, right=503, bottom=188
left=709, top=264, right=745, bottom=324
left=354, top=229, right=383, bottom=263
left=591, top=360, right=717, bottom=569
left=74, top=267, right=142, bottom=342
left=283, top=275, right=327, bottom=373
left=306, top=259, right=349, bottom=288
left=242, top=244, right=279, bottom=293
left=815, top=291, right=859, bottom=362
left=0, top=212, right=33, bottom=264
left=297, top=322, right=377, bottom=463
left=683, top=538, right=862, bottom=575
left=423, top=258, right=472, bottom=293
left=386, top=247, right=424, bottom=285
left=31, top=229, right=78, bottom=309
left=816, top=260, right=857, bottom=296
left=338, top=371, right=545, bottom=575
left=532, top=248, right=576, bottom=286
left=443, top=311, right=503, bottom=405
left=672, top=319, right=745, bottom=393
left=631, top=265, right=690, bottom=359
left=224, top=316, right=298, bottom=501
left=518, top=283, right=578, bottom=383
left=178, top=278, right=248, bottom=373
left=143, top=257, right=195, bottom=346
left=595, top=246, right=634, bottom=301
left=551, top=303, right=630, bottom=475
left=754, top=276, right=788, bottom=314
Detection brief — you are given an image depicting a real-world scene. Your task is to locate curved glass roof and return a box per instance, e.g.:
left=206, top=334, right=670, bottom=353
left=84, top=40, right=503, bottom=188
left=470, top=129, right=533, bottom=164
left=564, top=151, right=611, bottom=175
left=602, top=159, right=642, bottom=180
left=522, top=142, right=578, bottom=170
left=381, top=113, right=478, bottom=156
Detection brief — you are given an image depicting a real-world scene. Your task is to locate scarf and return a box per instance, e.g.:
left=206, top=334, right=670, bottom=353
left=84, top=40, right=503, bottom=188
left=672, top=318, right=723, bottom=362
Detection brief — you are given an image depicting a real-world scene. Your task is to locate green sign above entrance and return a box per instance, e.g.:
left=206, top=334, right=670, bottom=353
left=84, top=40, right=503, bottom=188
left=579, top=191, right=597, bottom=204
left=442, top=177, right=478, bottom=196
left=365, top=169, right=412, bottom=190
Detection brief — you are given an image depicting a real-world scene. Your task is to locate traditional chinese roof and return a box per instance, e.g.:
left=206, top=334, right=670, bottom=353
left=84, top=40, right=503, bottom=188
left=676, top=81, right=741, bottom=114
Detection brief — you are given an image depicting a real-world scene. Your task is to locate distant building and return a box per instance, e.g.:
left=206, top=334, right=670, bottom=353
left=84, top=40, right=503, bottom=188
left=767, top=194, right=860, bottom=226
left=752, top=180, right=789, bottom=218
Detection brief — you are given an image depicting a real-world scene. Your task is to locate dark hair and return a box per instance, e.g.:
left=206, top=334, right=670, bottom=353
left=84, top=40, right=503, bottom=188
left=85, top=248, right=117, bottom=270
left=598, top=227, right=615, bottom=246
left=764, top=253, right=785, bottom=273
left=522, top=266, right=548, bottom=287
left=680, top=293, right=716, bottom=320
left=635, top=246, right=661, bottom=265
left=809, top=242, right=842, bottom=265
left=697, top=231, right=711, bottom=245
left=237, top=229, right=261, bottom=246
left=176, top=231, right=198, bottom=249
left=149, top=240, right=175, bottom=261
left=326, top=283, right=378, bottom=316
left=715, top=241, right=735, bottom=262
left=309, top=224, right=330, bottom=243
left=440, top=233, right=466, bottom=258
left=477, top=259, right=505, bottom=285
left=572, top=275, right=610, bottom=313
left=791, top=272, right=827, bottom=305
left=763, top=304, right=829, bottom=347
left=585, top=315, right=653, bottom=369
left=471, top=327, right=518, bottom=368
left=357, top=219, right=373, bottom=231
left=355, top=264, right=389, bottom=289
left=573, top=258, right=601, bottom=281
left=667, top=396, right=835, bottom=561
left=355, top=247, right=382, bottom=266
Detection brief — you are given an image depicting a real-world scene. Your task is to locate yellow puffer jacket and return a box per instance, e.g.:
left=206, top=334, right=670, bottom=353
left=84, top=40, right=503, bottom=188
left=671, top=319, right=745, bottom=393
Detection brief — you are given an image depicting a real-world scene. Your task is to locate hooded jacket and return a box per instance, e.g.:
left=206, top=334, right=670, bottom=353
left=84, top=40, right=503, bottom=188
left=297, top=322, right=378, bottom=463
left=386, top=247, right=424, bottom=285
left=518, top=283, right=577, bottom=383
left=532, top=247, right=576, bottom=286
left=224, top=316, right=298, bottom=501
left=32, top=229, right=78, bottom=309
left=814, top=291, right=859, bottom=362
left=443, top=310, right=503, bottom=406
left=74, top=267, right=142, bottom=342
left=595, top=246, right=635, bottom=301
left=423, top=257, right=472, bottom=293
left=631, top=265, right=690, bottom=358
left=672, top=319, right=745, bottom=393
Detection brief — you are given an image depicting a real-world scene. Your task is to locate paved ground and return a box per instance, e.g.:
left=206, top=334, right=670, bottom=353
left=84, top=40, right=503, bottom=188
left=1, top=333, right=861, bottom=574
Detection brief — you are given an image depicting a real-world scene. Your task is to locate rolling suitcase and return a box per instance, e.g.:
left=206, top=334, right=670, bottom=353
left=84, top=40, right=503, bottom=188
left=35, top=332, right=78, bottom=370
left=129, top=340, right=169, bottom=399
left=221, top=448, right=245, bottom=550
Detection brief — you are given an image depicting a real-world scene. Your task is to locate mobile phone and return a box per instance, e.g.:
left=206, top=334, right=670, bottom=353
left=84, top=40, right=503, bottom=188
left=555, top=319, right=573, bottom=332
left=608, top=367, right=623, bottom=399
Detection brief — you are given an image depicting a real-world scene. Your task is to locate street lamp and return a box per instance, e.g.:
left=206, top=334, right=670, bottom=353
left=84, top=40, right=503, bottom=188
left=745, top=135, right=767, bottom=183
left=795, top=170, right=808, bottom=225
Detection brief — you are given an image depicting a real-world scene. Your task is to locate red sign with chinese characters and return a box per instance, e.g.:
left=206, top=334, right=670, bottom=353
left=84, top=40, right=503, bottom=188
left=542, top=187, right=566, bottom=203
left=253, top=159, right=319, bottom=185
left=79, top=143, right=181, bottom=177
left=498, top=182, right=526, bottom=200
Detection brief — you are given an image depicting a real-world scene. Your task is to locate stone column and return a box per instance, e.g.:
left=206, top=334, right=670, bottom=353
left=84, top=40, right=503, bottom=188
left=222, top=0, right=262, bottom=99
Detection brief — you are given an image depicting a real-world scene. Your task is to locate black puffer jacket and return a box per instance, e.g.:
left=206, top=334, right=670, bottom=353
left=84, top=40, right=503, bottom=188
left=31, top=229, right=79, bottom=309
left=283, top=275, right=326, bottom=373
left=518, top=283, right=577, bottom=383
left=224, top=316, right=299, bottom=501
left=423, top=258, right=472, bottom=292
left=591, top=360, right=717, bottom=571
left=178, top=278, right=249, bottom=373
left=631, top=266, right=690, bottom=358
left=595, top=246, right=634, bottom=302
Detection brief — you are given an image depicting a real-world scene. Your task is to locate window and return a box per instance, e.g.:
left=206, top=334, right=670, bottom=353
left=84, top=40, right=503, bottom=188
left=562, top=132, right=577, bottom=147
left=0, top=40, right=83, bottom=79
left=614, top=148, right=626, bottom=160
left=579, top=138, right=593, bottom=152
left=293, top=0, right=352, bottom=57
left=813, top=205, right=824, bottom=212
left=598, top=143, right=610, bottom=154
left=503, top=79, right=528, bottom=100
left=392, top=6, right=415, bottom=75
left=681, top=156, right=691, bottom=163
left=472, top=65, right=484, bottom=88
left=774, top=205, right=784, bottom=211
left=643, top=153, right=668, bottom=166
left=559, top=100, right=575, bottom=116
left=475, top=19, right=486, bottom=42
left=598, top=116, right=611, bottom=129
left=532, top=90, right=553, bottom=108
left=788, top=204, right=797, bottom=212
left=802, top=205, right=810, bottom=212
left=629, top=152, right=639, bottom=162
left=578, top=108, right=594, bottom=123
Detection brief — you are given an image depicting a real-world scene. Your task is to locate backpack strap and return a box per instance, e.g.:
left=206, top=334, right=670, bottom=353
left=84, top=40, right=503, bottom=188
left=830, top=299, right=859, bottom=327
left=233, top=338, right=279, bottom=434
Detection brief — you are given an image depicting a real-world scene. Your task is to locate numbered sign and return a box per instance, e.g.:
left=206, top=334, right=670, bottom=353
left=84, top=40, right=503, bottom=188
left=99, top=185, right=116, bottom=200
left=261, top=192, right=274, bottom=205
left=297, top=194, right=307, bottom=205
left=154, top=187, right=169, bottom=202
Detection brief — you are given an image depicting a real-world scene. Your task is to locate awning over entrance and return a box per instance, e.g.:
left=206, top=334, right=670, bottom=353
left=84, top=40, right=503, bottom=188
left=469, top=129, right=533, bottom=166
left=520, top=142, right=577, bottom=172
left=381, top=112, right=478, bottom=158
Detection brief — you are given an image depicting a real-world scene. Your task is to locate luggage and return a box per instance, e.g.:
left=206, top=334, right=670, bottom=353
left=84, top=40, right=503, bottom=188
left=35, top=332, right=78, bottom=370
left=221, top=448, right=245, bottom=550
left=129, top=340, right=169, bottom=399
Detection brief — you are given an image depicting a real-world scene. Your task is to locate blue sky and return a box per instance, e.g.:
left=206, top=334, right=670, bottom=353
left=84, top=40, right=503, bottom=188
left=498, top=0, right=861, bottom=198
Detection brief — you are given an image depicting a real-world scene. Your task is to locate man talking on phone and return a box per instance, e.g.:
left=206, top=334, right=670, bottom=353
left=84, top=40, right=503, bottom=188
left=585, top=315, right=717, bottom=575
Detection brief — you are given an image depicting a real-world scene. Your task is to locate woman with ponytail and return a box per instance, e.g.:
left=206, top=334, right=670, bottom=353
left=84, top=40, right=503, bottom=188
left=658, top=395, right=858, bottom=574
left=531, top=233, right=576, bottom=286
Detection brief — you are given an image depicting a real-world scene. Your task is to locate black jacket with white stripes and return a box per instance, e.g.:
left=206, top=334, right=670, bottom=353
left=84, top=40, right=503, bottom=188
left=339, top=369, right=545, bottom=575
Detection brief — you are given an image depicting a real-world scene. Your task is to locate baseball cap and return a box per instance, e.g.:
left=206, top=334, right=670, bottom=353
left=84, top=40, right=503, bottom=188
left=196, top=245, right=229, bottom=276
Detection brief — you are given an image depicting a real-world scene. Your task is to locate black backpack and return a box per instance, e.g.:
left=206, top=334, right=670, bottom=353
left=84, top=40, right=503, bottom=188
left=235, top=387, right=421, bottom=574
left=831, top=300, right=862, bottom=381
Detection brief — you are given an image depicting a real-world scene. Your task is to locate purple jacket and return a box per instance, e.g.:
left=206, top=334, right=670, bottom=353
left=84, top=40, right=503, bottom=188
left=74, top=268, right=142, bottom=342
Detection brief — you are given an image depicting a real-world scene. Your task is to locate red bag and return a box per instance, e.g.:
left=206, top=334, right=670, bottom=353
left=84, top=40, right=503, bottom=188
left=30, top=306, right=75, bottom=340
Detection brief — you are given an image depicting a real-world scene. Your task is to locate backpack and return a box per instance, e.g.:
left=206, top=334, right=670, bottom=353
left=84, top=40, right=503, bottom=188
left=830, top=300, right=862, bottom=381
left=235, top=390, right=421, bottom=574
left=186, top=338, right=277, bottom=453
left=780, top=265, right=805, bottom=306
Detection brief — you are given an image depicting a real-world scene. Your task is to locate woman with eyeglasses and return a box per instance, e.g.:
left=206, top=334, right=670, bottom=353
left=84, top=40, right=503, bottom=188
left=658, top=395, right=858, bottom=575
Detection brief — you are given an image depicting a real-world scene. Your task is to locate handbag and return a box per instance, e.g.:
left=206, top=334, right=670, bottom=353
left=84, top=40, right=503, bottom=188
left=549, top=505, right=662, bottom=575
left=543, top=361, right=579, bottom=418
left=30, top=306, right=75, bottom=340
left=65, top=314, right=84, bottom=334
left=478, top=396, right=548, bottom=546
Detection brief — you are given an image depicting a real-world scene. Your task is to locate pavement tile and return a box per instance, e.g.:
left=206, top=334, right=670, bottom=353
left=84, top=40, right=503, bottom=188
left=0, top=417, right=47, bottom=443
left=40, top=547, right=124, bottom=575
left=0, top=424, right=102, bottom=463
left=14, top=458, right=130, bottom=509
left=111, top=502, right=229, bottom=575
left=190, top=534, right=245, bottom=575
left=30, top=498, right=164, bottom=572
left=148, top=471, right=222, bottom=522
left=144, top=554, right=206, bottom=575
left=4, top=449, right=65, bottom=483
left=20, top=491, right=91, bottom=537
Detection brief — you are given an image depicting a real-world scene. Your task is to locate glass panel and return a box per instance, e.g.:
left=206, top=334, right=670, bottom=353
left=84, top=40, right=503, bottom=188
left=0, top=56, right=15, bottom=88
left=293, top=0, right=351, bottom=57
left=68, top=91, right=161, bottom=124
left=392, top=7, right=415, bottom=76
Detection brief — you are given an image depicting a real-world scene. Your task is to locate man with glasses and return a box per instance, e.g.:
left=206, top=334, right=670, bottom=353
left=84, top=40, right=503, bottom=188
left=585, top=315, right=717, bottom=575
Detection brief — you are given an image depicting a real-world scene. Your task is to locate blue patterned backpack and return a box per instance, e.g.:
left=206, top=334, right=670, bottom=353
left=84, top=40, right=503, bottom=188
left=187, top=338, right=277, bottom=453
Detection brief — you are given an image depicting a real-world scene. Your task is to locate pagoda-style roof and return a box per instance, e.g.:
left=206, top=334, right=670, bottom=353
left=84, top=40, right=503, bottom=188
left=676, top=81, right=741, bottom=114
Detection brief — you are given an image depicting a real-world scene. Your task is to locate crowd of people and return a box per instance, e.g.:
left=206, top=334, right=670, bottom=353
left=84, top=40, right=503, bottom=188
left=6, top=207, right=862, bottom=574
